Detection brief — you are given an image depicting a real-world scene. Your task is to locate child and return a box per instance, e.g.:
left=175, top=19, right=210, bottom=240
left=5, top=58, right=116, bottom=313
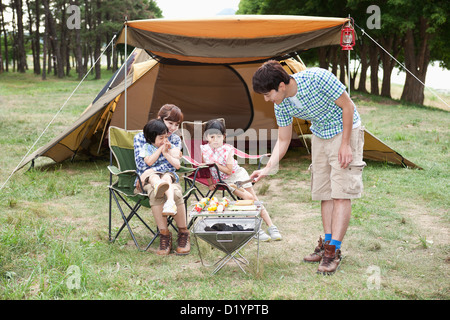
left=134, top=105, right=190, bottom=256
left=138, top=119, right=180, bottom=216
left=200, top=119, right=282, bottom=241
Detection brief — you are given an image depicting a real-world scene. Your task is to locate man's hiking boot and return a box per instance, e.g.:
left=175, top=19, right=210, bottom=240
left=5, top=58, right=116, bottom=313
left=303, top=236, right=326, bottom=263
left=175, top=229, right=190, bottom=255
left=156, top=229, right=172, bottom=255
left=317, top=243, right=342, bottom=275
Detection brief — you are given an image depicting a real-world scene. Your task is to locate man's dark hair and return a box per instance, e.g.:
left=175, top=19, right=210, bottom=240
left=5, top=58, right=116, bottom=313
left=143, top=119, right=168, bottom=144
left=252, top=60, right=291, bottom=94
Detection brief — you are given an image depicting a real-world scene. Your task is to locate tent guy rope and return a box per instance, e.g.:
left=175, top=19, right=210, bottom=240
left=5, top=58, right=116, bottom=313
left=0, top=35, right=117, bottom=193
left=355, top=23, right=449, bottom=109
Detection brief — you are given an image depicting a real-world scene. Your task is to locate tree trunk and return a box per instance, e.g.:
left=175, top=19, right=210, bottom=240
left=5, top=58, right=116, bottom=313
left=69, top=0, right=83, bottom=79
left=94, top=0, right=101, bottom=79
left=60, top=0, right=69, bottom=76
left=0, top=0, right=8, bottom=72
left=400, top=18, right=431, bottom=105
left=34, top=0, right=41, bottom=74
left=42, top=5, right=47, bottom=80
left=13, top=0, right=27, bottom=72
left=43, top=0, right=64, bottom=78
left=379, top=35, right=402, bottom=98
left=329, top=46, right=338, bottom=76
left=357, top=40, right=368, bottom=93
left=25, top=0, right=38, bottom=74
left=0, top=0, right=3, bottom=73
left=318, top=47, right=329, bottom=69
left=369, top=42, right=379, bottom=95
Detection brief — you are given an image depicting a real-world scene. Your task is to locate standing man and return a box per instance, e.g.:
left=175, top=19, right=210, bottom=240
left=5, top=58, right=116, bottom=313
left=250, top=60, right=365, bottom=275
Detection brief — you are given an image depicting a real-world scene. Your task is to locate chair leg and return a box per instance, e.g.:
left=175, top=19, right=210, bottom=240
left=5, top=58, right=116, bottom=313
left=182, top=188, right=198, bottom=230
left=110, top=190, right=142, bottom=250
left=109, top=188, right=113, bottom=242
left=109, top=189, right=158, bottom=251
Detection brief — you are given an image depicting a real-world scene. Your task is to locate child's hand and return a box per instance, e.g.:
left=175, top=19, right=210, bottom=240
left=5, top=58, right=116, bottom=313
left=163, top=141, right=171, bottom=153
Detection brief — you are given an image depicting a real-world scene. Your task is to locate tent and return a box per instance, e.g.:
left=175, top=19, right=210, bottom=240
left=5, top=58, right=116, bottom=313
left=19, top=15, right=420, bottom=170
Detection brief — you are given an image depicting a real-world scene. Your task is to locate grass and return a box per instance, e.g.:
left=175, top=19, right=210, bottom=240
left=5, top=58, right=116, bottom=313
left=0, top=70, right=449, bottom=301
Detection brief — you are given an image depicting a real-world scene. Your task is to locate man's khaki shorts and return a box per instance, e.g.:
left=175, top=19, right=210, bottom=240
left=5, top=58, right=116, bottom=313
left=135, top=170, right=184, bottom=206
left=310, top=126, right=366, bottom=200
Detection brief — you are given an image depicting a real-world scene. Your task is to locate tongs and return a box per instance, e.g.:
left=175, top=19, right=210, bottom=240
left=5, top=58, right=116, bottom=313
left=234, top=178, right=255, bottom=189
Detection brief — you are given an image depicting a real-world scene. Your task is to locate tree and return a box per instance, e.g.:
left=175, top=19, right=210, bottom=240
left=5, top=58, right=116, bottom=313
left=11, top=0, right=27, bottom=72
left=239, top=0, right=449, bottom=106
left=0, top=0, right=163, bottom=79
left=397, top=0, right=449, bottom=104
left=0, top=0, right=6, bottom=72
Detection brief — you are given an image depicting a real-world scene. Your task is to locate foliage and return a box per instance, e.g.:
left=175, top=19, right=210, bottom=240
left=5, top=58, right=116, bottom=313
left=0, top=0, right=162, bottom=76
left=237, top=0, right=449, bottom=104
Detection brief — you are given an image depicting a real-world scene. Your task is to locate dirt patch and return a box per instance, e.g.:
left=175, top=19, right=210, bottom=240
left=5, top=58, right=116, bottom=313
left=357, top=105, right=377, bottom=114
left=401, top=203, right=449, bottom=246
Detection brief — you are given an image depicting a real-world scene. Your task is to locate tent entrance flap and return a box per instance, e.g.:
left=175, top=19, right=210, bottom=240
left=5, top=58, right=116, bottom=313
left=151, top=63, right=254, bottom=131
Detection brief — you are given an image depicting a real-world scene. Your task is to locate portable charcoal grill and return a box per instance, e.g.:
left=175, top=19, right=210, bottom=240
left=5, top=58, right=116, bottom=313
left=191, top=202, right=262, bottom=275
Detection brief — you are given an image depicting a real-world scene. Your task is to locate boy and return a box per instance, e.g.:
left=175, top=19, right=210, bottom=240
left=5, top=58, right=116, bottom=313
left=134, top=118, right=189, bottom=255
left=139, top=119, right=179, bottom=216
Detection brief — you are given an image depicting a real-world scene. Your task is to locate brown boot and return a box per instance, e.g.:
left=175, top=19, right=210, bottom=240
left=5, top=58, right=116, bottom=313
left=303, top=236, right=326, bottom=263
left=317, top=243, right=342, bottom=275
left=175, top=228, right=190, bottom=256
left=156, top=229, right=172, bottom=256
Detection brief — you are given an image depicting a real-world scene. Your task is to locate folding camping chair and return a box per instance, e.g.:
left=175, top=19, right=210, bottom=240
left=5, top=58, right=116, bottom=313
left=180, top=119, right=270, bottom=202
left=108, top=126, right=196, bottom=251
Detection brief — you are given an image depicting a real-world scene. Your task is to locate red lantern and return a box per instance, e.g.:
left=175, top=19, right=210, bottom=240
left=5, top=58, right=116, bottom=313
left=340, top=18, right=355, bottom=50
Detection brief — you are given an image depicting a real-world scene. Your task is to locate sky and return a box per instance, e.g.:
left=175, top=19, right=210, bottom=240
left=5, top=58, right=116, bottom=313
left=154, top=0, right=241, bottom=19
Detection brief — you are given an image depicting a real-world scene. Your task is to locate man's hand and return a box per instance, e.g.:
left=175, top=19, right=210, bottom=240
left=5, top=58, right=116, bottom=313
left=250, top=167, right=268, bottom=182
left=338, top=143, right=353, bottom=168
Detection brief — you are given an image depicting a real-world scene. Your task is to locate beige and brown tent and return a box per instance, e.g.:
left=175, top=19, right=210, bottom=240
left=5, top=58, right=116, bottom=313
left=19, top=15, right=420, bottom=170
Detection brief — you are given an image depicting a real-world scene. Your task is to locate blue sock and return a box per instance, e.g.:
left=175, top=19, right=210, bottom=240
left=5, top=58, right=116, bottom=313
left=324, top=233, right=332, bottom=242
left=330, top=239, right=341, bottom=250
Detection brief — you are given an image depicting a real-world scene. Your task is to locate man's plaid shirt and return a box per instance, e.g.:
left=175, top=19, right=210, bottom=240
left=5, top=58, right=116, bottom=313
left=274, top=67, right=361, bottom=139
left=133, top=132, right=182, bottom=184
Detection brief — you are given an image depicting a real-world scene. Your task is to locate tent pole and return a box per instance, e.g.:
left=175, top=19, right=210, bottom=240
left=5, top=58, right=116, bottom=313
left=348, top=15, right=351, bottom=97
left=348, top=50, right=351, bottom=97
left=124, top=18, right=128, bottom=130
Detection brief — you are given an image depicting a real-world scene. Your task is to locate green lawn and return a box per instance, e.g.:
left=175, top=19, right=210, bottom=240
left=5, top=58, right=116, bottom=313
left=0, top=70, right=448, bottom=301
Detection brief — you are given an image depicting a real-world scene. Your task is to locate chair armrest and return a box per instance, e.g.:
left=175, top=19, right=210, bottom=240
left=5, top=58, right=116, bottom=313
left=258, top=153, right=271, bottom=170
left=108, top=165, right=137, bottom=177
left=176, top=165, right=197, bottom=175
left=108, top=165, right=140, bottom=190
